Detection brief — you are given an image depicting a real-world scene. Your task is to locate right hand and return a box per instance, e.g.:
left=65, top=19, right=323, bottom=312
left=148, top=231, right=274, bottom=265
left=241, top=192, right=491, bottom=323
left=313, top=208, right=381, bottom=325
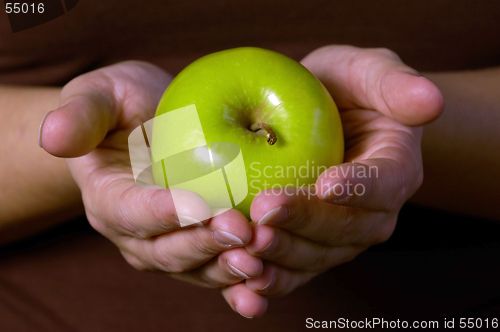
left=39, top=61, right=263, bottom=289
left=221, top=45, right=444, bottom=318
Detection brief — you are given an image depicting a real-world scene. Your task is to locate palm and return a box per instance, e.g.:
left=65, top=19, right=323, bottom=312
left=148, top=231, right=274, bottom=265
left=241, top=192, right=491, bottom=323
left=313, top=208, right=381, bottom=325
left=236, top=46, right=443, bottom=311
left=340, top=107, right=422, bottom=165
left=62, top=64, right=171, bottom=215
left=52, top=63, right=260, bottom=308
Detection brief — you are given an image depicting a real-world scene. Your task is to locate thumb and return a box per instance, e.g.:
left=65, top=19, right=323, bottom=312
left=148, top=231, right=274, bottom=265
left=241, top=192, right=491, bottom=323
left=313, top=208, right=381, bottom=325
left=39, top=85, right=117, bottom=158
left=301, top=45, right=445, bottom=125
left=38, top=61, right=171, bottom=158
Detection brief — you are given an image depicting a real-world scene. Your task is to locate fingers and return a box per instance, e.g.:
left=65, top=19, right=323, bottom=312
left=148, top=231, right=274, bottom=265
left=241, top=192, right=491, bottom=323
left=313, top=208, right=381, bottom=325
left=94, top=184, right=263, bottom=290
left=119, top=209, right=254, bottom=274
left=87, top=183, right=218, bottom=238
left=221, top=283, right=268, bottom=319
left=187, top=248, right=263, bottom=288
left=301, top=45, right=445, bottom=125
left=245, top=263, right=316, bottom=298
left=39, top=61, right=172, bottom=157
left=245, top=224, right=363, bottom=271
left=250, top=188, right=396, bottom=246
left=39, top=83, right=115, bottom=157
left=315, top=159, right=419, bottom=212
left=316, top=112, right=423, bottom=212
left=250, top=188, right=354, bottom=245
left=124, top=247, right=262, bottom=290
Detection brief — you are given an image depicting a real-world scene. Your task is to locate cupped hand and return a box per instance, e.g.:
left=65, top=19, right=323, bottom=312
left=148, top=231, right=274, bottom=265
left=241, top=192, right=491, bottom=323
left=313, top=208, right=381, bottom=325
left=39, top=61, right=263, bottom=292
left=222, top=45, right=445, bottom=315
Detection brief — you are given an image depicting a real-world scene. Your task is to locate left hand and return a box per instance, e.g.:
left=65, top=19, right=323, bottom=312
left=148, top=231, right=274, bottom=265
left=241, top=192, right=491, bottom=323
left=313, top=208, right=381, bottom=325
left=221, top=45, right=445, bottom=317
left=39, top=61, right=262, bottom=305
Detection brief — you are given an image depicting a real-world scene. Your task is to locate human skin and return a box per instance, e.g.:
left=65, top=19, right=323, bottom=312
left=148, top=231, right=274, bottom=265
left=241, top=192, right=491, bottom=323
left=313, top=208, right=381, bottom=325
left=410, top=68, right=500, bottom=220
left=0, top=86, right=83, bottom=244
left=0, top=65, right=264, bottom=295
left=222, top=45, right=445, bottom=317
left=226, top=48, right=500, bottom=317
left=1, top=46, right=497, bottom=318
left=37, top=46, right=444, bottom=318
left=38, top=62, right=264, bottom=291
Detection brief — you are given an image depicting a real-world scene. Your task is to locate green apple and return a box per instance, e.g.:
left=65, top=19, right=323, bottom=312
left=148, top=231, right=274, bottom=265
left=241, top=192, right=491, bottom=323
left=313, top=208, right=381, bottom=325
left=151, top=47, right=343, bottom=218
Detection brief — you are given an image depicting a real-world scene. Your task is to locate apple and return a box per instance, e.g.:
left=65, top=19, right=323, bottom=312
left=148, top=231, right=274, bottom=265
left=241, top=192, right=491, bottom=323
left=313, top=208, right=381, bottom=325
left=151, top=47, right=343, bottom=219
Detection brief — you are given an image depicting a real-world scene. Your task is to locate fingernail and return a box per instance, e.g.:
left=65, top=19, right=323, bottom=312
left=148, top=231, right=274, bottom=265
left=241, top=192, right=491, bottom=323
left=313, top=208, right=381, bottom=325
left=258, top=206, right=288, bottom=225
left=236, top=307, right=253, bottom=319
left=257, top=275, right=276, bottom=291
left=172, top=213, right=180, bottom=226
left=177, top=215, right=202, bottom=227
left=227, top=261, right=250, bottom=279
left=213, top=230, right=244, bottom=247
left=259, top=234, right=279, bottom=254
left=322, top=182, right=352, bottom=204
left=38, top=111, right=53, bottom=148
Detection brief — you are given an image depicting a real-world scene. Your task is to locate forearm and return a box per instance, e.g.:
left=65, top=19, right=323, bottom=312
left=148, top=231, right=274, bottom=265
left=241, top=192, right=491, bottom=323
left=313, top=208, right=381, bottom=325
left=0, top=85, right=84, bottom=244
left=410, top=68, right=500, bottom=220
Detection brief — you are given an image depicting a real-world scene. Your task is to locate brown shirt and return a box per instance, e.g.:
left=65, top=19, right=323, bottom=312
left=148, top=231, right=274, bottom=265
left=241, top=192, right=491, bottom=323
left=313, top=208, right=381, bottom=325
left=1, top=0, right=499, bottom=85
left=1, top=2, right=500, bottom=329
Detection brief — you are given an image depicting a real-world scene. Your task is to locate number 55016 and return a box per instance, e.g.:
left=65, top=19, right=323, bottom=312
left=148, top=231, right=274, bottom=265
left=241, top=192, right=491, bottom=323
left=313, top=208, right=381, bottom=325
left=5, top=3, right=45, bottom=14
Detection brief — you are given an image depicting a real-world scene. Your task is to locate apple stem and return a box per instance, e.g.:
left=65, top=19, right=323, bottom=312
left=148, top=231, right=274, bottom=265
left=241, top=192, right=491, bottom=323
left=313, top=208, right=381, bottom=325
left=250, top=123, right=277, bottom=145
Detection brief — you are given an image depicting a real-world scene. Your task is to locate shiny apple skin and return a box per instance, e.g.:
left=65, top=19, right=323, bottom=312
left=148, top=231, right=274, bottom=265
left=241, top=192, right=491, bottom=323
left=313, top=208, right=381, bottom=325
left=152, top=47, right=344, bottom=218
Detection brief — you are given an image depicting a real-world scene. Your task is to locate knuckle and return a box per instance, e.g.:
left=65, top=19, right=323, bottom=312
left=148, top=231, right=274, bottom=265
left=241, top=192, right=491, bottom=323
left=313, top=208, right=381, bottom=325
left=147, top=189, right=175, bottom=224
left=388, top=186, right=407, bottom=212
left=202, top=280, right=224, bottom=289
left=122, top=252, right=149, bottom=272
left=339, top=247, right=364, bottom=265
left=372, top=216, right=397, bottom=245
left=165, top=264, right=187, bottom=274
left=340, top=254, right=357, bottom=265
left=116, top=188, right=171, bottom=239
left=116, top=188, right=143, bottom=236
left=151, top=242, right=187, bottom=273
left=118, top=216, right=149, bottom=239
left=326, top=209, right=356, bottom=245
left=414, top=168, right=424, bottom=191
left=86, top=214, right=108, bottom=236
left=265, top=241, right=288, bottom=261
left=371, top=47, right=399, bottom=60
left=307, top=246, right=331, bottom=271
left=386, top=163, right=416, bottom=212
left=193, top=238, right=219, bottom=257
left=120, top=218, right=149, bottom=239
left=198, top=274, right=227, bottom=289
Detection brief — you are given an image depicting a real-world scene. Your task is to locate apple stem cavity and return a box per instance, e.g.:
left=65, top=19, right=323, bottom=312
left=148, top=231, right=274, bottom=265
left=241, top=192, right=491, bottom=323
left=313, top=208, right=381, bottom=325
left=250, top=122, right=277, bottom=145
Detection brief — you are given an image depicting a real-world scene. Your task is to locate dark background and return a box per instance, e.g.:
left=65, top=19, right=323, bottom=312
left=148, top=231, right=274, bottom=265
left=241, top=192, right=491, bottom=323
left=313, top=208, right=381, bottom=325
left=1, top=205, right=499, bottom=331
left=0, top=0, right=499, bottom=330
left=4, top=0, right=79, bottom=32
left=1, top=0, right=500, bottom=85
